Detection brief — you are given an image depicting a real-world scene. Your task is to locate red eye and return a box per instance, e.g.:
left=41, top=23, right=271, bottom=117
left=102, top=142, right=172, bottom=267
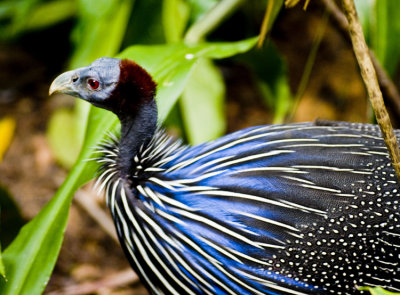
left=88, top=79, right=99, bottom=90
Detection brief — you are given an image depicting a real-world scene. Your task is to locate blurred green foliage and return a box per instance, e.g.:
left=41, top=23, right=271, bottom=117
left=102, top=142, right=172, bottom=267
left=0, top=0, right=75, bottom=39
left=181, top=58, right=226, bottom=144
left=0, top=186, right=23, bottom=280
left=0, top=0, right=290, bottom=165
left=0, top=186, right=25, bottom=249
left=0, top=37, right=257, bottom=295
left=356, top=0, right=400, bottom=77
left=0, top=245, right=4, bottom=279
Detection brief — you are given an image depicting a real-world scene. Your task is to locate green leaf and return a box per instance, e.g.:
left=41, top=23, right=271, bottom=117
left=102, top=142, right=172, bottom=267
left=354, top=0, right=373, bottom=36
left=371, top=0, right=400, bottom=76
left=79, top=0, right=118, bottom=18
left=23, top=0, right=76, bottom=31
left=0, top=1, right=15, bottom=20
left=47, top=108, right=82, bottom=168
left=0, top=188, right=8, bottom=280
left=0, top=185, right=25, bottom=249
left=0, top=105, right=115, bottom=294
left=181, top=58, right=225, bottom=144
left=162, top=0, right=190, bottom=43
left=0, top=243, right=5, bottom=279
left=271, top=75, right=292, bottom=124
left=187, top=0, right=218, bottom=24
left=122, top=0, right=165, bottom=46
left=119, top=37, right=258, bottom=120
left=359, top=286, right=400, bottom=295
left=70, top=0, right=134, bottom=68
left=0, top=0, right=41, bottom=39
left=0, top=0, right=76, bottom=39
left=0, top=163, right=85, bottom=295
left=0, top=38, right=256, bottom=295
left=260, top=0, right=285, bottom=38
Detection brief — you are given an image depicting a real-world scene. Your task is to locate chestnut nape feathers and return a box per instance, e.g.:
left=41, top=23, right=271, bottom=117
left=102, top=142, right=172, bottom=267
left=50, top=57, right=400, bottom=295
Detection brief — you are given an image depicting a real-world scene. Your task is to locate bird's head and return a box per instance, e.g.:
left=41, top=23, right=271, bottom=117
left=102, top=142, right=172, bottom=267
left=49, top=57, right=156, bottom=116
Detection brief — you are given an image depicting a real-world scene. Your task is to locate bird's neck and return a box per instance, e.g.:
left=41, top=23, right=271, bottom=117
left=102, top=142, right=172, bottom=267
left=117, top=99, right=158, bottom=178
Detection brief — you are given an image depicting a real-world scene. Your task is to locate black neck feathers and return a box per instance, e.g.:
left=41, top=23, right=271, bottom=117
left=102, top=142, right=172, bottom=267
left=110, top=59, right=158, bottom=178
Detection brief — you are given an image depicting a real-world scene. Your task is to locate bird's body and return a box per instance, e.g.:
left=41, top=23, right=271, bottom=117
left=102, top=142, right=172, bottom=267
left=50, top=57, right=400, bottom=295
left=97, top=121, right=400, bottom=295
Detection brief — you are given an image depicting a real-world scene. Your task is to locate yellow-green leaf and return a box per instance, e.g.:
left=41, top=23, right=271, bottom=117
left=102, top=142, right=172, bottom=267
left=0, top=241, right=5, bottom=279
left=0, top=117, right=15, bottom=163
left=360, top=286, right=400, bottom=295
left=47, top=108, right=82, bottom=168
left=181, top=58, right=225, bottom=144
left=162, top=0, right=190, bottom=43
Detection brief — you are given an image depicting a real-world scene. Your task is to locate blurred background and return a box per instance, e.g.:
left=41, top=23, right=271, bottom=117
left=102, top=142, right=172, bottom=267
left=0, top=0, right=400, bottom=294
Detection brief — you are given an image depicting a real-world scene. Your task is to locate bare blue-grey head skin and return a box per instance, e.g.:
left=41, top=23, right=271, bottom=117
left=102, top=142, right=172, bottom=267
left=49, top=57, right=121, bottom=110
left=50, top=57, right=158, bottom=177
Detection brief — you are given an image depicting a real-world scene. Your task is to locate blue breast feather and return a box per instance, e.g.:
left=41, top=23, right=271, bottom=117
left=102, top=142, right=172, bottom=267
left=98, top=122, right=400, bottom=295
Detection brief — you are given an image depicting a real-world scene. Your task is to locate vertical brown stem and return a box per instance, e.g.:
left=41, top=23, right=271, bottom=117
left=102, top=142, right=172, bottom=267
left=257, top=0, right=274, bottom=48
left=341, top=0, right=400, bottom=182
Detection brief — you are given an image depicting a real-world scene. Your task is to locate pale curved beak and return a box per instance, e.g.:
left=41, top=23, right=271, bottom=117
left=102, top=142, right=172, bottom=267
left=49, top=70, right=78, bottom=96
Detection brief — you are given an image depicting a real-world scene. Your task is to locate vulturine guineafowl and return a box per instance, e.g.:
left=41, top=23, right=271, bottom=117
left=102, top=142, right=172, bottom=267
left=50, top=57, right=400, bottom=295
